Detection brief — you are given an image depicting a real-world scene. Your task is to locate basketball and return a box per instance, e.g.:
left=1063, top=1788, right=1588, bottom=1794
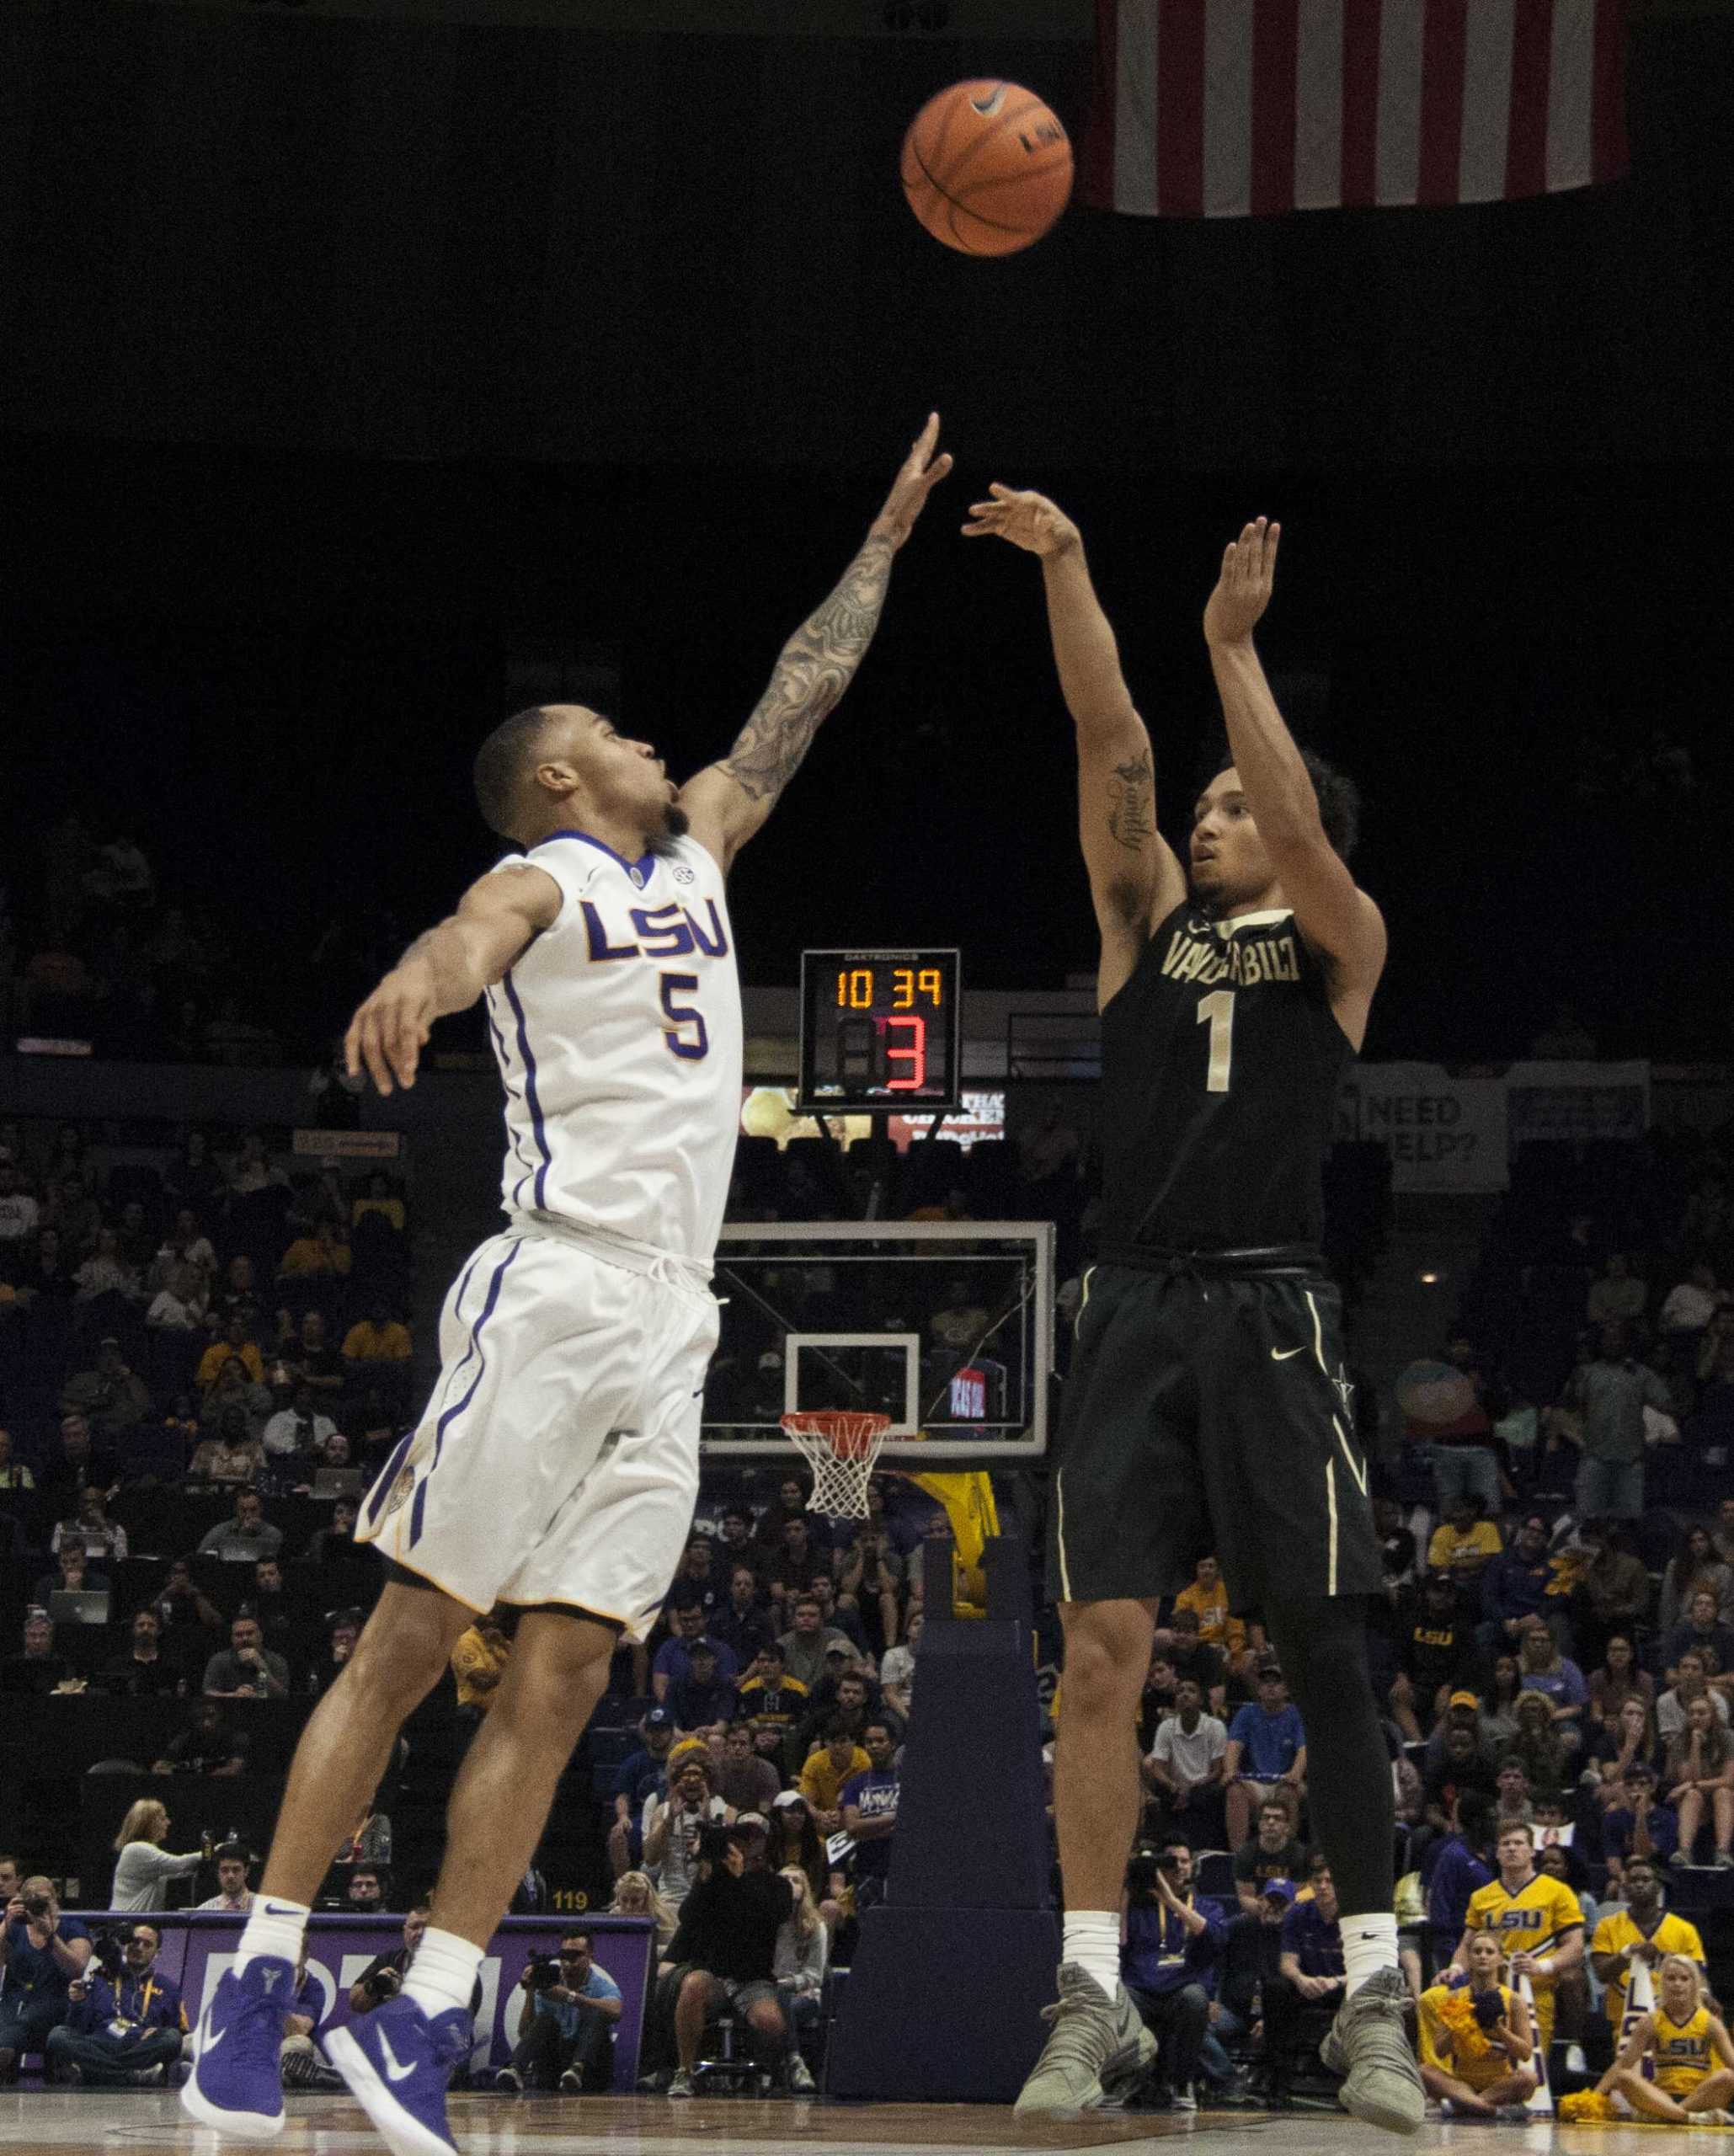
left=899, top=79, right=1072, bottom=257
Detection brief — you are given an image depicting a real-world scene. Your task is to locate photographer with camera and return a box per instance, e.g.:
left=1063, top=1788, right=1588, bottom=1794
left=1417, top=1929, right=1538, bottom=2120
left=45, top=1921, right=188, bottom=2088
left=494, top=1931, right=622, bottom=2094
left=349, top=1905, right=429, bottom=2015
left=1121, top=1841, right=1224, bottom=2112
left=0, top=1876, right=93, bottom=2082
left=665, top=1823, right=792, bottom=2099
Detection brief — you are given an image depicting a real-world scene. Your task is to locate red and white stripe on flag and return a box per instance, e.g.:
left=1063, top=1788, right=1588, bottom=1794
left=1083, top=0, right=1629, bottom=217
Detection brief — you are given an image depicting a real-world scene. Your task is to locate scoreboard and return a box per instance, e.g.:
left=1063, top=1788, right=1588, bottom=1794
left=797, top=947, right=962, bottom=1115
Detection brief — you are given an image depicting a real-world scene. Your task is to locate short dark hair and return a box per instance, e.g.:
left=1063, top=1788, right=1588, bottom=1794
left=824, top=1714, right=856, bottom=1742
left=1307, top=1849, right=1331, bottom=1879
left=1210, top=745, right=1361, bottom=860
left=1456, top=1791, right=1495, bottom=1843
left=215, top=1842, right=251, bottom=1867
left=473, top=706, right=554, bottom=840
left=561, top=1929, right=593, bottom=1953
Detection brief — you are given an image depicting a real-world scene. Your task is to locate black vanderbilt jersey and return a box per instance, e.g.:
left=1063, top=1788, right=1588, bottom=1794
left=1096, top=901, right=1353, bottom=1254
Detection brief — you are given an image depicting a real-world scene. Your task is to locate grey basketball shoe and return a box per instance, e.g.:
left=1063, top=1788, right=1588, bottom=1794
left=1013, top=1964, right=1156, bottom=2118
left=1321, top=1967, right=1426, bottom=2135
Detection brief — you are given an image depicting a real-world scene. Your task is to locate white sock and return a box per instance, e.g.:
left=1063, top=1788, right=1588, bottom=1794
left=403, top=1927, right=483, bottom=2020
left=1342, top=1911, right=1400, bottom=1997
left=1062, top=1910, right=1122, bottom=2001
left=236, top=1898, right=309, bottom=1974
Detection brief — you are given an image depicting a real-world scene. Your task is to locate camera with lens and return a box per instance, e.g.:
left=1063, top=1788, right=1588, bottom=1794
left=1126, top=1848, right=1166, bottom=1896
left=91, top=1929, right=128, bottom=1981
left=21, top=1893, right=52, bottom=1922
left=698, top=1822, right=739, bottom=1866
left=524, top=1953, right=566, bottom=1993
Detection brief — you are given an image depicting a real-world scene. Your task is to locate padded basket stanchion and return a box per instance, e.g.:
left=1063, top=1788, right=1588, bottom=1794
left=779, top=1410, right=891, bottom=1519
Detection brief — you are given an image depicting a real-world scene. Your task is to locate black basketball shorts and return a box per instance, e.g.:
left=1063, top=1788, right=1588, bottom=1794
left=1044, top=1259, right=1382, bottom=1611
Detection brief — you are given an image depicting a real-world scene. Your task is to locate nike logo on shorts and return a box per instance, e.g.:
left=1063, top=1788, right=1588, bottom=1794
left=377, top=2029, right=417, bottom=2084
left=1271, top=1346, right=1305, bottom=1360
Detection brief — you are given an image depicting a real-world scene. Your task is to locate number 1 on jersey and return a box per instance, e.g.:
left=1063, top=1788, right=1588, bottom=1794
left=1196, top=989, right=1235, bottom=1093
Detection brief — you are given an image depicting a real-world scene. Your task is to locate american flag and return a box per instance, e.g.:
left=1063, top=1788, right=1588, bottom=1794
left=1083, top=0, right=1629, bottom=218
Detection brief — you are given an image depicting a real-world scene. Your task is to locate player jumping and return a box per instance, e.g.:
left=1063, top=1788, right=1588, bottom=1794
left=181, top=419, right=951, bottom=2153
left=965, top=491, right=1422, bottom=2132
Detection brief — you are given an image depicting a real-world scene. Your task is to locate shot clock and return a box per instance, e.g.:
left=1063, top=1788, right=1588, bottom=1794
left=798, top=948, right=962, bottom=1114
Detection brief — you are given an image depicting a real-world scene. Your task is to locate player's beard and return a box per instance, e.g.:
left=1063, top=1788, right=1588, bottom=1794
left=649, top=800, right=690, bottom=854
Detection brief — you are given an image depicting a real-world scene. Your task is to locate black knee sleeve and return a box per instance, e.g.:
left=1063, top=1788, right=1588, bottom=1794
left=1263, top=1595, right=1395, bottom=1919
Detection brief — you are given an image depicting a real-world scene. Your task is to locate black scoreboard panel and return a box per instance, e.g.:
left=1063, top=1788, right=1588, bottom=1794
left=797, top=948, right=962, bottom=1114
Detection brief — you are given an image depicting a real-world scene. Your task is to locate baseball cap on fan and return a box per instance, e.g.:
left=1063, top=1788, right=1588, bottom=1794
left=1260, top=1878, right=1296, bottom=1908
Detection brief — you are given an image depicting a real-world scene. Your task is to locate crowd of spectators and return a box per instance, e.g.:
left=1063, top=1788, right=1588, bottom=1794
left=0, top=820, right=416, bottom=1067
left=0, top=1117, right=414, bottom=1549
left=1106, top=1126, right=1734, bottom=2114
left=9, top=1083, right=1734, bottom=2114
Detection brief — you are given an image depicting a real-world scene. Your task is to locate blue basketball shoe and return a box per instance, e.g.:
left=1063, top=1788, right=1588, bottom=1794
left=179, top=1955, right=294, bottom=2139
left=324, top=1993, right=472, bottom=2156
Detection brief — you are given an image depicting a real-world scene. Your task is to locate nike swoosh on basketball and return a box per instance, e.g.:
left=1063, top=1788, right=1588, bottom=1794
left=376, top=2029, right=417, bottom=2084
left=1270, top=1346, right=1305, bottom=1360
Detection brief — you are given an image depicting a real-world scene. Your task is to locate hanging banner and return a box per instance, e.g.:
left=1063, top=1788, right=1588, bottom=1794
left=1339, top=1062, right=1651, bottom=1194
left=1337, top=1064, right=1509, bottom=1193
left=1506, top=1062, right=1651, bottom=1149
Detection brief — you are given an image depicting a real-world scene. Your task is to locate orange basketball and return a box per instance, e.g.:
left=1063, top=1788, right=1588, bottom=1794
left=899, top=79, right=1072, bottom=258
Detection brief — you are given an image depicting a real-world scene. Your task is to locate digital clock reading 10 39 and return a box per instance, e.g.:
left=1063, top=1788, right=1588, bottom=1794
left=798, top=948, right=962, bottom=1114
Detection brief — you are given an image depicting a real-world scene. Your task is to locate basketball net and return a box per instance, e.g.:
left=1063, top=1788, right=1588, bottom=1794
left=780, top=1411, right=891, bottom=1521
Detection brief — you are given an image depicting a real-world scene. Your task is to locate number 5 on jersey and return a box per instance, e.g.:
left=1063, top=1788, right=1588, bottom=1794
left=1197, top=989, right=1235, bottom=1093
left=660, top=973, right=709, bottom=1061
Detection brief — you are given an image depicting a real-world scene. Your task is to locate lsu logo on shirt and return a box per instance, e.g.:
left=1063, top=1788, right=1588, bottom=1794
left=579, top=899, right=730, bottom=963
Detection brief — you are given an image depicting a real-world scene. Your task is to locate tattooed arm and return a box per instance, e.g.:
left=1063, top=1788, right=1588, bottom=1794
left=963, top=487, right=1186, bottom=1009
left=680, top=416, right=952, bottom=873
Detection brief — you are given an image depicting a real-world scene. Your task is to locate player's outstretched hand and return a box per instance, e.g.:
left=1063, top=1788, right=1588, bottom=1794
left=960, top=484, right=1080, bottom=559
left=872, top=413, right=953, bottom=551
left=1203, top=516, right=1280, bottom=646
left=344, top=963, right=435, bottom=1097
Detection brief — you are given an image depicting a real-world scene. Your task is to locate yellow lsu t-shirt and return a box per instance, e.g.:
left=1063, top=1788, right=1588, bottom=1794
left=1591, top=1909, right=1705, bottom=2029
left=1427, top=1520, right=1503, bottom=1570
left=1173, top=1580, right=1246, bottom=1657
left=1465, top=1873, right=1584, bottom=1988
left=1419, top=1981, right=1524, bottom=2091
left=1652, top=2005, right=1717, bottom=2095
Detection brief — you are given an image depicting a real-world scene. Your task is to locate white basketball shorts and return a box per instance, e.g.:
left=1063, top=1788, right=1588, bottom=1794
left=355, top=1220, right=718, bottom=1639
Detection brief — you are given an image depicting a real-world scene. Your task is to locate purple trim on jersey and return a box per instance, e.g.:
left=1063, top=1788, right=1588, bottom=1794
left=538, top=828, right=658, bottom=885
left=483, top=990, right=536, bottom=1208
left=365, top=1428, right=418, bottom=1529
left=365, top=1246, right=484, bottom=1529
left=408, top=1241, right=521, bottom=1549
left=499, top=969, right=551, bottom=1211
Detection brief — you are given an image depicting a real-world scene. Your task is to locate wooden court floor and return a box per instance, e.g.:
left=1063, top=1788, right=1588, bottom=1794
left=0, top=2089, right=1697, bottom=2153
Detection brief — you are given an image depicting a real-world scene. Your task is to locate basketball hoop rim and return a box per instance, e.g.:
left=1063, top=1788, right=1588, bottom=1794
left=779, top=1410, right=892, bottom=1518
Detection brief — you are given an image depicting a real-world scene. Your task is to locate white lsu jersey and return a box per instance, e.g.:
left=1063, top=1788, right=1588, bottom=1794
left=481, top=829, right=743, bottom=1264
